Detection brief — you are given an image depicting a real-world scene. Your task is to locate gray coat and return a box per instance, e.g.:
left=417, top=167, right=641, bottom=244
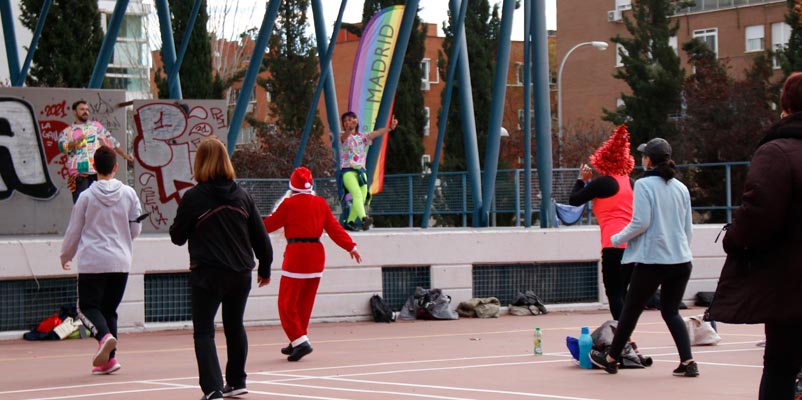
left=710, top=115, right=802, bottom=324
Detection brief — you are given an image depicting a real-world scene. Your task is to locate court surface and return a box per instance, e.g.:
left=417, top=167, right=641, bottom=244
left=0, top=307, right=765, bottom=399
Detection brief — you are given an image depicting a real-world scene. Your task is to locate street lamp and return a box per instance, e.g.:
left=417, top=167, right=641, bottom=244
left=557, top=41, right=608, bottom=167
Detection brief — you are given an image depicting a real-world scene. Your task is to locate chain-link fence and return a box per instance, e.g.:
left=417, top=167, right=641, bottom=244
left=240, top=162, right=750, bottom=228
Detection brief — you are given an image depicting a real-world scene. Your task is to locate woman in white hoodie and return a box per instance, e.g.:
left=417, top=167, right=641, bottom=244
left=60, top=146, right=142, bottom=375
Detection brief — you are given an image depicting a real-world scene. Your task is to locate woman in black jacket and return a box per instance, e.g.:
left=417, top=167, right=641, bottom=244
left=170, top=137, right=273, bottom=400
left=710, top=72, right=802, bottom=400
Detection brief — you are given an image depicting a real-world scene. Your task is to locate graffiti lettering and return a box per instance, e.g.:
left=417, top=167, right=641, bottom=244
left=0, top=98, right=58, bottom=200
left=41, top=100, right=68, bottom=118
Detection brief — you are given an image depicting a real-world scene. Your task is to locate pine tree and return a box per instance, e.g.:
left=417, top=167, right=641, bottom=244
left=19, top=0, right=104, bottom=87
left=779, top=0, right=802, bottom=74
left=358, top=0, right=426, bottom=174
left=438, top=0, right=500, bottom=171
left=154, top=0, right=224, bottom=99
left=602, top=0, right=685, bottom=147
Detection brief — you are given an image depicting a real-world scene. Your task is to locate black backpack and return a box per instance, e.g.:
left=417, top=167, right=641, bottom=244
left=370, top=294, right=396, bottom=323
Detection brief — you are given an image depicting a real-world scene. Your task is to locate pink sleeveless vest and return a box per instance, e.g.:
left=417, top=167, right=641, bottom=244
left=592, top=174, right=633, bottom=249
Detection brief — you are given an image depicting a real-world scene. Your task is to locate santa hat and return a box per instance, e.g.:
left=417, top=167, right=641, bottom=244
left=289, top=167, right=314, bottom=193
left=589, top=124, right=635, bottom=176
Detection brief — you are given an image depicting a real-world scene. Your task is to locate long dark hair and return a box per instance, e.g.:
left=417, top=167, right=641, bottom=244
left=651, top=159, right=676, bottom=181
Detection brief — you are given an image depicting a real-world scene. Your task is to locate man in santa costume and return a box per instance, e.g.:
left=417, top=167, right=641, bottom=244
left=262, top=167, right=362, bottom=361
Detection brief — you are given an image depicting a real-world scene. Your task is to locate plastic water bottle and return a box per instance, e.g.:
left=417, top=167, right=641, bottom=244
left=533, top=328, right=543, bottom=355
left=578, top=326, right=593, bottom=369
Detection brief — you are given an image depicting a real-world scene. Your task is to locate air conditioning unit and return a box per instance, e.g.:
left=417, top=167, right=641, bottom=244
left=420, top=79, right=431, bottom=91
left=607, top=9, right=622, bottom=23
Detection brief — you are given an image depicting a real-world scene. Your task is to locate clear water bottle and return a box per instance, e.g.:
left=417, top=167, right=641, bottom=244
left=533, top=327, right=543, bottom=355
left=578, top=326, right=593, bottom=369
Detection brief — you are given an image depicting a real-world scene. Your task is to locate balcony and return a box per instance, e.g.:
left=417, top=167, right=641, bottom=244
left=674, top=0, right=784, bottom=15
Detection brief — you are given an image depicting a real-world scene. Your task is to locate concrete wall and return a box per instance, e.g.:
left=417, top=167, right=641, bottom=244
left=0, top=225, right=727, bottom=338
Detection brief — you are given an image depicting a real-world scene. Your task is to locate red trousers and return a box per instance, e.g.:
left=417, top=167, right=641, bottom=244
left=278, top=276, right=321, bottom=344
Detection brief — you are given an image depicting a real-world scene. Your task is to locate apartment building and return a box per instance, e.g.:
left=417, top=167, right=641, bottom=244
left=556, top=0, right=789, bottom=138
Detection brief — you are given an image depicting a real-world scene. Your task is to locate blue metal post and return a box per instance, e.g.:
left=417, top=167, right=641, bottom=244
left=364, top=0, right=421, bottom=183
left=522, top=0, right=533, bottom=227
left=17, top=0, right=51, bottom=86
left=310, top=0, right=344, bottom=170
left=450, top=0, right=483, bottom=227
left=1, top=0, right=21, bottom=85
left=294, top=0, right=346, bottom=168
left=421, top=0, right=468, bottom=228
left=408, top=175, right=413, bottom=227
left=479, top=0, right=515, bottom=226
left=168, top=0, right=202, bottom=84
left=89, top=0, right=129, bottom=88
left=154, top=0, right=182, bottom=98
left=532, top=0, right=554, bottom=227
left=227, top=0, right=281, bottom=155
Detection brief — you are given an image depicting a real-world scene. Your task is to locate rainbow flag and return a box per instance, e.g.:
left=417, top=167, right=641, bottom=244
left=348, top=5, right=404, bottom=195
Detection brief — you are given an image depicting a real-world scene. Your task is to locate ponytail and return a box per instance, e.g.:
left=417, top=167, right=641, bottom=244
left=652, top=159, right=676, bottom=181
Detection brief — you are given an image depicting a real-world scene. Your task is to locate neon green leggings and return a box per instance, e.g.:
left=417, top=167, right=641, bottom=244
left=342, top=170, right=368, bottom=223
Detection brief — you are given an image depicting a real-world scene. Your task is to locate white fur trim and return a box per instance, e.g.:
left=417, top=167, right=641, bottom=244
left=291, top=336, right=309, bottom=347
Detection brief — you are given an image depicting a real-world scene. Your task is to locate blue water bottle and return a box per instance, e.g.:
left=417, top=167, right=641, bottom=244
left=578, top=326, right=593, bottom=369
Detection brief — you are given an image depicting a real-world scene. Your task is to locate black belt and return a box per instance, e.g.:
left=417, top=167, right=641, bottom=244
left=287, top=237, right=320, bottom=244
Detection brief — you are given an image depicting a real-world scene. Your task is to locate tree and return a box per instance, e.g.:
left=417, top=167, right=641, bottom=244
left=779, top=0, right=802, bottom=74
left=154, top=0, right=224, bottom=99
left=232, top=0, right=331, bottom=178
left=19, top=0, right=104, bottom=87
left=602, top=0, right=686, bottom=147
left=438, top=0, right=500, bottom=172
left=355, top=0, right=426, bottom=174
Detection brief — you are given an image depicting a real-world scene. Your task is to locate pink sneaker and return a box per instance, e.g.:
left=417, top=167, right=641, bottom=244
left=91, top=358, right=121, bottom=375
left=93, top=334, right=117, bottom=367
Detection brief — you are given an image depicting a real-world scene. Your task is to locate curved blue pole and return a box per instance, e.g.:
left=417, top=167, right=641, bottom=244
left=421, top=0, right=468, bottom=228
left=227, top=0, right=281, bottom=155
left=310, top=0, right=345, bottom=171
left=522, top=0, right=532, bottom=227
left=0, top=0, right=20, bottom=86
left=364, top=0, right=420, bottom=184
left=16, top=0, right=51, bottom=86
left=533, top=0, right=554, bottom=227
left=168, top=0, right=202, bottom=84
left=154, top=0, right=181, bottom=97
left=89, top=0, right=129, bottom=88
left=294, top=0, right=347, bottom=169
left=479, top=0, right=515, bottom=226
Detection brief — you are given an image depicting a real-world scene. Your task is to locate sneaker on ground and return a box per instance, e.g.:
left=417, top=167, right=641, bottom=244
left=91, top=358, right=121, bottom=375
left=589, top=349, right=618, bottom=374
left=200, top=390, right=223, bottom=400
left=361, top=216, right=373, bottom=231
left=222, top=384, right=248, bottom=397
left=673, top=361, right=700, bottom=377
left=93, top=333, right=117, bottom=367
left=287, top=341, right=313, bottom=362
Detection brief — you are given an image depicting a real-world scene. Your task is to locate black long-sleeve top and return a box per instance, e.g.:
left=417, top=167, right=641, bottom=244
left=568, top=176, right=633, bottom=206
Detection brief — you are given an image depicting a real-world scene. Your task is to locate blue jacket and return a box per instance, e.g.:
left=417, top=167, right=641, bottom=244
left=611, top=173, right=693, bottom=264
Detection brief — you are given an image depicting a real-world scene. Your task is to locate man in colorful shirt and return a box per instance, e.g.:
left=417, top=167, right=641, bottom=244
left=338, top=111, right=397, bottom=231
left=58, top=100, right=133, bottom=203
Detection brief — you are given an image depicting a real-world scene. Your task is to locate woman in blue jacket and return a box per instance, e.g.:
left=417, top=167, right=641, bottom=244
left=590, top=137, right=697, bottom=378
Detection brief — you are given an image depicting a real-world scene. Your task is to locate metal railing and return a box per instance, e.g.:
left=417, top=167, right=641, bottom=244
left=239, top=161, right=750, bottom=228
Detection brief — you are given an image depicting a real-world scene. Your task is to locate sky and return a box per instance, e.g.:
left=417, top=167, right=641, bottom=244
left=206, top=0, right=557, bottom=42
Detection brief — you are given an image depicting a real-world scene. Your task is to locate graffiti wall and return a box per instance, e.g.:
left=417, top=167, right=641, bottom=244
left=0, top=88, right=127, bottom=235
left=132, top=100, right=227, bottom=232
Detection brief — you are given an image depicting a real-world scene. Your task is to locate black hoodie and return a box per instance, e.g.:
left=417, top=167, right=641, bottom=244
left=170, top=178, right=272, bottom=279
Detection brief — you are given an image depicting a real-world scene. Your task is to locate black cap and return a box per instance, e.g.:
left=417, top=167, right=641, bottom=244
left=637, top=138, right=671, bottom=163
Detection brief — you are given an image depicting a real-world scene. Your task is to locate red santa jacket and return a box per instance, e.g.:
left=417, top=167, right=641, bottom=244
left=263, top=193, right=356, bottom=276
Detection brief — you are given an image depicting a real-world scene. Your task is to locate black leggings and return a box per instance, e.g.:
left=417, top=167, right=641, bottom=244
left=610, top=262, right=693, bottom=362
left=759, top=320, right=802, bottom=400
left=601, top=248, right=633, bottom=320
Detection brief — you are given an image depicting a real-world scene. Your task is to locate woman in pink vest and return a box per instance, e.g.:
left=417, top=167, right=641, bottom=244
left=568, top=125, right=635, bottom=320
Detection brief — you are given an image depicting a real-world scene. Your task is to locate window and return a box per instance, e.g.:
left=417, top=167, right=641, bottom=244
left=693, top=28, right=718, bottom=57
left=773, top=22, right=791, bottom=69
left=517, top=109, right=534, bottom=130
left=515, top=62, right=524, bottom=85
left=669, top=36, right=678, bottom=54
left=421, top=59, right=431, bottom=90
left=745, top=25, right=765, bottom=53
left=423, top=107, right=430, bottom=136
left=615, top=43, right=627, bottom=67
left=615, top=0, right=632, bottom=10
left=421, top=154, right=431, bottom=173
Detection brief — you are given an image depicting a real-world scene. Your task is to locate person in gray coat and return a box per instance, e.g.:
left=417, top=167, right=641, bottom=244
left=710, top=72, right=802, bottom=400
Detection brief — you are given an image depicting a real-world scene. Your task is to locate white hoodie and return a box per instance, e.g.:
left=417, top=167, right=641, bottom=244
left=60, top=179, right=142, bottom=274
